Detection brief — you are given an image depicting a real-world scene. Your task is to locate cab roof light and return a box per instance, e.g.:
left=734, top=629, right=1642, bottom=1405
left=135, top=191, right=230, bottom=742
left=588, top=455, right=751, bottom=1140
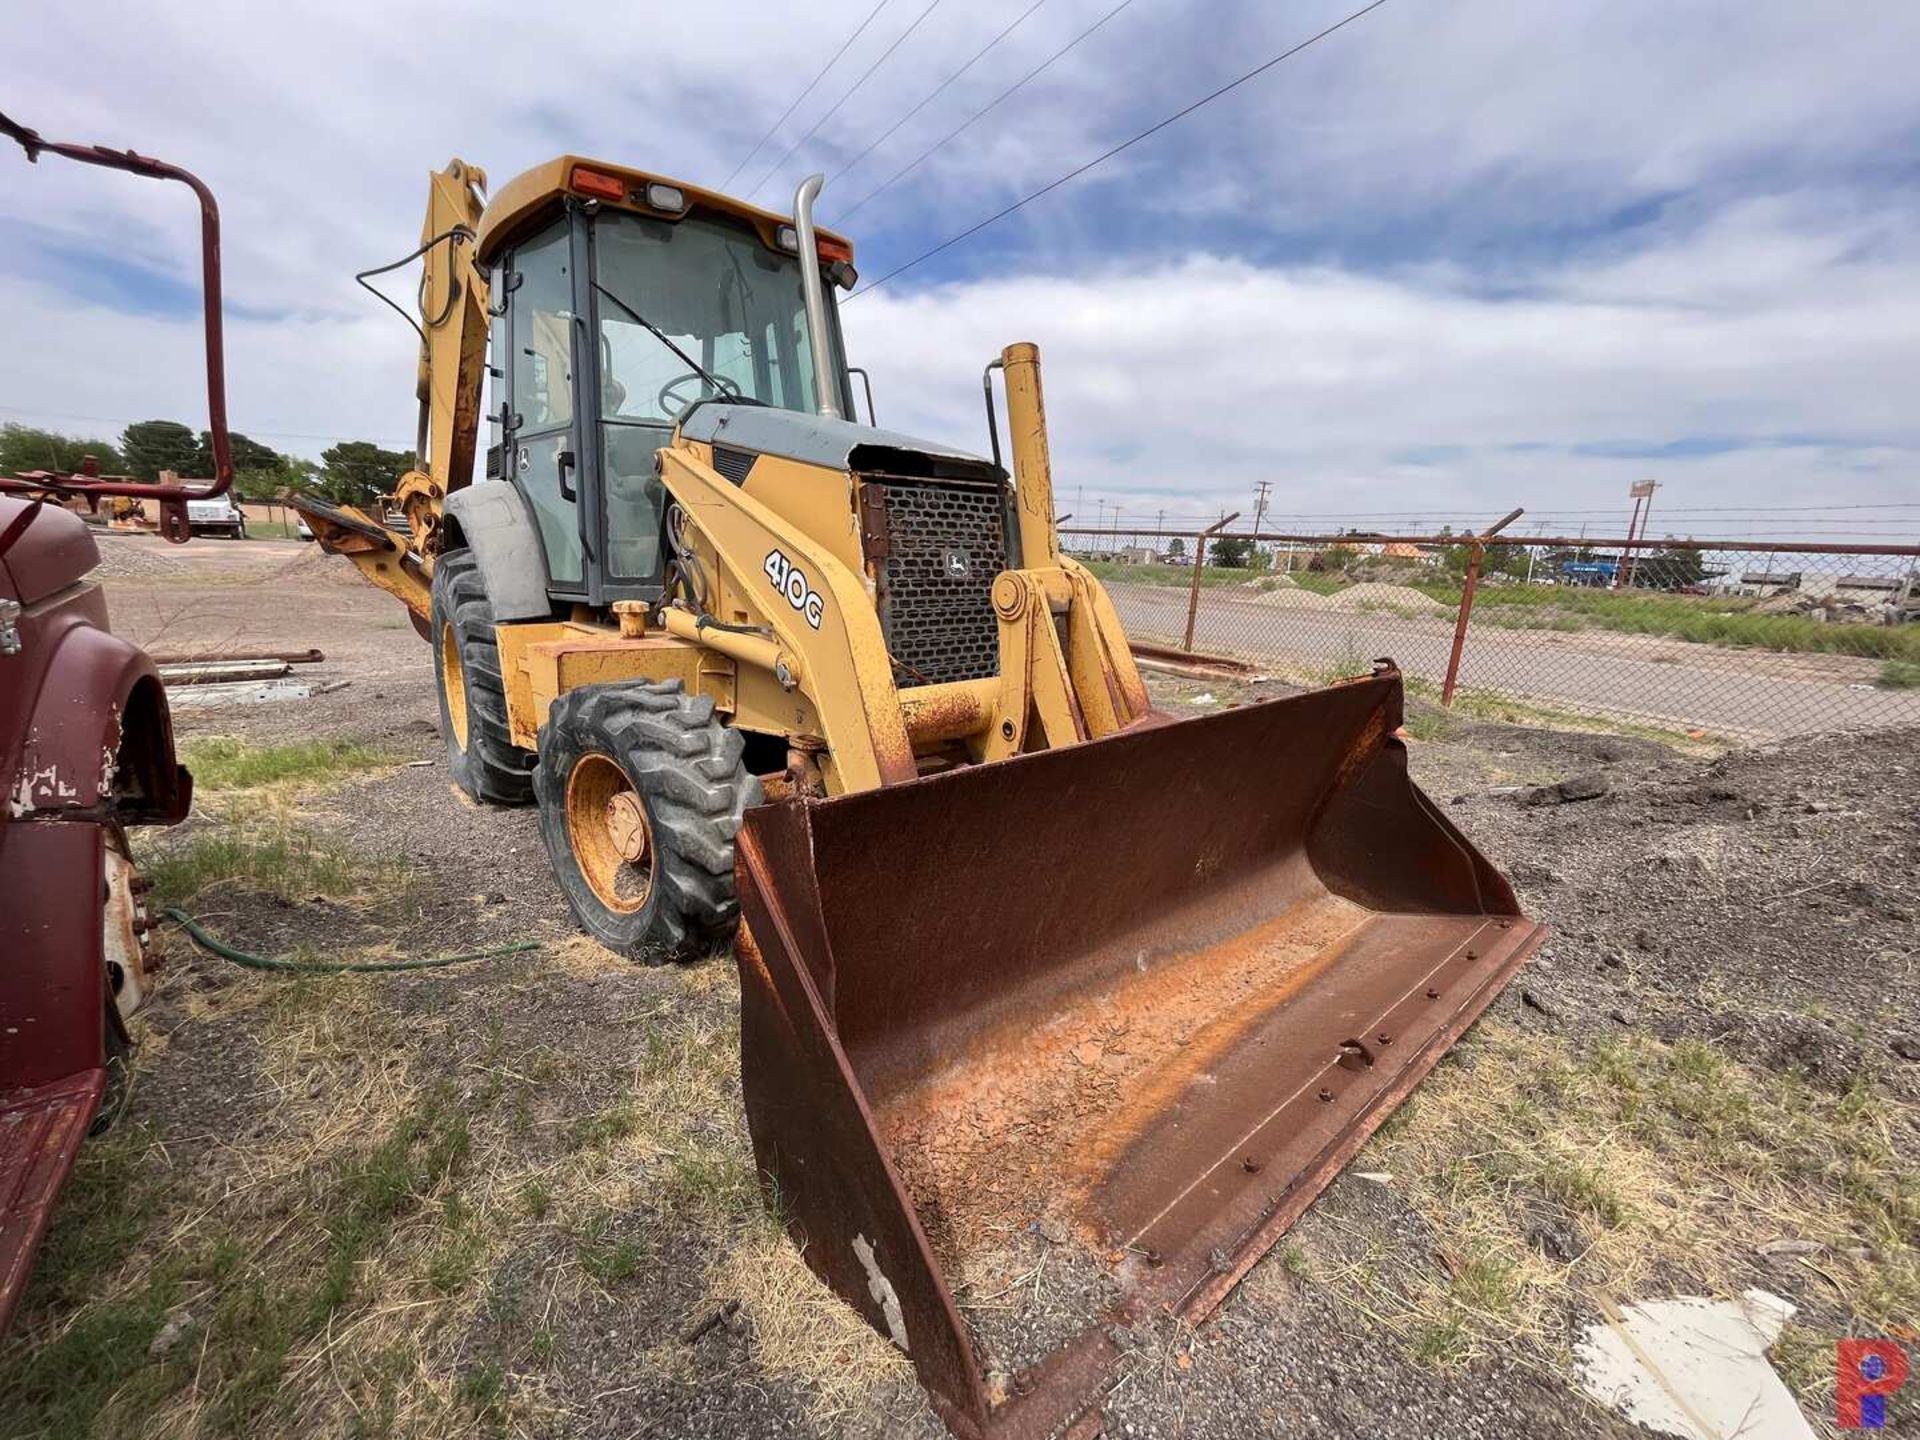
left=569, top=166, right=627, bottom=201
left=777, top=225, right=853, bottom=267
left=645, top=182, right=686, bottom=213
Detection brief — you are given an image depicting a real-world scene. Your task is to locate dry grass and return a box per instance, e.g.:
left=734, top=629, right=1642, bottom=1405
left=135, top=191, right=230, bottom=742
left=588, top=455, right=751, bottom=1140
left=710, top=1230, right=912, bottom=1422
left=1311, top=1020, right=1919, bottom=1404
left=2, top=972, right=584, bottom=1438
left=10, top=784, right=907, bottom=1439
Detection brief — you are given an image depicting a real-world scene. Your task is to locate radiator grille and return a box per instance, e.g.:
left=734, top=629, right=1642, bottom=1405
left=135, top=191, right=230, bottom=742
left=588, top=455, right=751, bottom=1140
left=872, top=478, right=1008, bottom=685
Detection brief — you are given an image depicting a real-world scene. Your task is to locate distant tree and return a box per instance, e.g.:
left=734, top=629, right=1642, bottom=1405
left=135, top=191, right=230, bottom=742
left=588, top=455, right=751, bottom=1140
left=1210, top=535, right=1255, bottom=569
left=1444, top=540, right=1525, bottom=578
left=0, top=423, right=126, bottom=476
left=1311, top=542, right=1361, bottom=573
left=120, top=419, right=200, bottom=481
left=193, top=429, right=282, bottom=477
left=1167, top=536, right=1186, bottom=562
left=318, top=440, right=412, bottom=506
left=1641, top=543, right=1705, bottom=590
left=234, top=454, right=320, bottom=503
left=188, top=430, right=305, bottom=504
left=1482, top=542, right=1525, bottom=577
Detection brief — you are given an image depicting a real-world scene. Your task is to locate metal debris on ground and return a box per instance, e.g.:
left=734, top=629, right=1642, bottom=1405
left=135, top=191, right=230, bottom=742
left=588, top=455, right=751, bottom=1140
left=157, top=659, right=291, bottom=686
left=162, top=677, right=312, bottom=708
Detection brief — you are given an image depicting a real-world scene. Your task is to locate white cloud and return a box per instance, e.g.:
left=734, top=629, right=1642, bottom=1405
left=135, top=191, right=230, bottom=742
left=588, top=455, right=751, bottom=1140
left=2, top=0, right=1914, bottom=538
left=841, top=196, right=1920, bottom=527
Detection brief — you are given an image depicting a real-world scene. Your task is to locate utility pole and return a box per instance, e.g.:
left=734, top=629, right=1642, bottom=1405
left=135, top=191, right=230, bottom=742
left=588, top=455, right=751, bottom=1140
left=1618, top=479, right=1658, bottom=588
left=1251, top=480, right=1272, bottom=569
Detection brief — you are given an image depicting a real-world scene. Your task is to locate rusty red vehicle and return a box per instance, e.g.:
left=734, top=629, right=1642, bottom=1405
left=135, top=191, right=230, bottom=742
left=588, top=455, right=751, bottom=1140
left=0, top=495, right=191, bottom=1331
left=0, top=110, right=232, bottom=1333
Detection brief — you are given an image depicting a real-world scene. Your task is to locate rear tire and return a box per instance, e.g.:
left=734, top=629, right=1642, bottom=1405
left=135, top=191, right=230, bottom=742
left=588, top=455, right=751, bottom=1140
left=534, top=681, right=759, bottom=963
left=431, top=548, right=533, bottom=805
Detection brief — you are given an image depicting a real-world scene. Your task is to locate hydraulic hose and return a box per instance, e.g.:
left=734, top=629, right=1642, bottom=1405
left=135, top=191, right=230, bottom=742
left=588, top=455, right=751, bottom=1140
left=162, top=908, right=540, bottom=974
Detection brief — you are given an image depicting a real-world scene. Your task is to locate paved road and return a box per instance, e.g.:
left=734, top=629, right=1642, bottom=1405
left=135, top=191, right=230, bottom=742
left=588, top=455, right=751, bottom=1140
left=1107, top=584, right=1920, bottom=740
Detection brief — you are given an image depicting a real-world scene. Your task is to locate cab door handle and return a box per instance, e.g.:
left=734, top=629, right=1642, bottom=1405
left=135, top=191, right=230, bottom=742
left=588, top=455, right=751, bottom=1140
left=557, top=448, right=577, bottom=501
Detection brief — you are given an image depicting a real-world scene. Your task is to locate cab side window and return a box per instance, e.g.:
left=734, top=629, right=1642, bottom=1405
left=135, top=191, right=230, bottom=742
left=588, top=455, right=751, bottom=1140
left=507, top=222, right=582, bottom=587
left=512, top=227, right=573, bottom=430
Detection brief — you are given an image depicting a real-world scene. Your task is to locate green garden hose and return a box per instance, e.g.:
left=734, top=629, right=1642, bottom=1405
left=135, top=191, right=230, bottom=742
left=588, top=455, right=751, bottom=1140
left=162, top=908, right=540, bottom=974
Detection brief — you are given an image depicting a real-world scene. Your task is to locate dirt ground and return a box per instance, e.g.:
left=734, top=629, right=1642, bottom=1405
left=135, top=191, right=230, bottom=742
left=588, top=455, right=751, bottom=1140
left=2, top=532, right=1914, bottom=1439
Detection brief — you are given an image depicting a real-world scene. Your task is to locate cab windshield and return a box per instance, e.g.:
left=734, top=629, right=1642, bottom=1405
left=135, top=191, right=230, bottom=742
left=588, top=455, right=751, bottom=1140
left=592, top=210, right=847, bottom=424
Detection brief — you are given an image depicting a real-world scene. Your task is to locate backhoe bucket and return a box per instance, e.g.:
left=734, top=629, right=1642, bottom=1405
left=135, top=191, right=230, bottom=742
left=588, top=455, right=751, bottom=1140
left=734, top=666, right=1546, bottom=1439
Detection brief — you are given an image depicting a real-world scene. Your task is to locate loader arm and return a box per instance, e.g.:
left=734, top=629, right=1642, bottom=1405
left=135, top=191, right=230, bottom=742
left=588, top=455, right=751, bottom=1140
left=656, top=443, right=918, bottom=794
left=294, top=159, right=491, bottom=619
left=651, top=344, right=1157, bottom=801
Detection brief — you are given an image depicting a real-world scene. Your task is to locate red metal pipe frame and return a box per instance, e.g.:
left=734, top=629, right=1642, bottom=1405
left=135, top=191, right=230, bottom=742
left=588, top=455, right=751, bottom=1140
left=0, top=112, right=231, bottom=527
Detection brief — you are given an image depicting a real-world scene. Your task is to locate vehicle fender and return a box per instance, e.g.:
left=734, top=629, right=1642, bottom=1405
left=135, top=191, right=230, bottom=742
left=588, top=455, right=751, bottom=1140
left=442, top=482, right=554, bottom=621
left=7, top=612, right=189, bottom=824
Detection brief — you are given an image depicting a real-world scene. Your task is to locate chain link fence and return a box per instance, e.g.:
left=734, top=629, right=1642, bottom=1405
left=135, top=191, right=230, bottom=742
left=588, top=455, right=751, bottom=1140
left=1066, top=526, right=1920, bottom=742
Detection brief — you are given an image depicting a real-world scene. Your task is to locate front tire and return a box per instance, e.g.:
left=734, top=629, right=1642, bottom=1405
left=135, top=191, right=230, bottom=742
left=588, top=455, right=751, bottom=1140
left=431, top=548, right=533, bottom=804
left=534, top=681, right=759, bottom=963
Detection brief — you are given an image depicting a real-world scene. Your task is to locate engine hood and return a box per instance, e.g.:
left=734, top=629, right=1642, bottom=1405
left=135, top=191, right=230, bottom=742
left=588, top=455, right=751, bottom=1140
left=677, top=404, right=1004, bottom=484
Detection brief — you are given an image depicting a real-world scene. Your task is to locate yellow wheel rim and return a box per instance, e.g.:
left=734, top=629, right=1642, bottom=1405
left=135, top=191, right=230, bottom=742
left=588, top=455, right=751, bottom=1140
left=440, top=621, right=470, bottom=750
left=566, top=753, right=653, bottom=914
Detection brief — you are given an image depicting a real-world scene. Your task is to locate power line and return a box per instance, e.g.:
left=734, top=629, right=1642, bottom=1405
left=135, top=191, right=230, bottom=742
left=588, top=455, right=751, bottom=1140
left=836, top=0, right=1138, bottom=225
left=720, top=0, right=894, bottom=192
left=846, top=0, right=1391, bottom=296
left=828, top=0, right=1052, bottom=189
left=746, top=0, right=948, bottom=202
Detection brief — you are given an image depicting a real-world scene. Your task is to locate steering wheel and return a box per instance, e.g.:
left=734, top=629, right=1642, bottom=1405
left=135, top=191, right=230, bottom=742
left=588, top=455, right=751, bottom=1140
left=657, top=371, right=742, bottom=418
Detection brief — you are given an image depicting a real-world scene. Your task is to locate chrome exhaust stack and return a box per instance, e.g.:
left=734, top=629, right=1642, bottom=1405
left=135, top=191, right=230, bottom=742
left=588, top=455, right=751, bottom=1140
left=791, top=173, right=842, bottom=420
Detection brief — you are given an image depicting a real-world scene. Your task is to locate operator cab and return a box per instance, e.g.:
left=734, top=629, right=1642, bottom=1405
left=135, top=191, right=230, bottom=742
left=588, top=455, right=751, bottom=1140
left=475, top=159, right=861, bottom=606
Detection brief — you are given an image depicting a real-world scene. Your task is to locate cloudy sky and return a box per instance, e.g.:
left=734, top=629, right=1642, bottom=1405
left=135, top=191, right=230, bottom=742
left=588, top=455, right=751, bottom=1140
left=3, top=0, right=1916, bottom=538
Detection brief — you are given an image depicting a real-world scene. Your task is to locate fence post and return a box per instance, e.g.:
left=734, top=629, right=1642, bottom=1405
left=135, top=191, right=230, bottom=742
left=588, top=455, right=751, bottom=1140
left=1441, top=541, right=1482, bottom=707
left=1440, top=508, right=1522, bottom=708
left=1185, top=512, right=1240, bottom=652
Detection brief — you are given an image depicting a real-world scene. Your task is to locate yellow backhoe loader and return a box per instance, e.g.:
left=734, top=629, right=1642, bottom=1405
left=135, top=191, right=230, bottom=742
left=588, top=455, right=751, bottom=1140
left=296, top=156, right=1545, bottom=1438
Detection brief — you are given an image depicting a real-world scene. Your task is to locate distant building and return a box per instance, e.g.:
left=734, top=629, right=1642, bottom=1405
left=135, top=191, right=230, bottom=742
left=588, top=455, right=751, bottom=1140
left=1560, top=559, right=1617, bottom=587
left=1378, top=542, right=1439, bottom=565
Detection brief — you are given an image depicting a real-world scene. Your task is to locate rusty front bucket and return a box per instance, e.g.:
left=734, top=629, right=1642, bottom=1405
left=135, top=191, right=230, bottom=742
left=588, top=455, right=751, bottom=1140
left=734, top=666, right=1546, bottom=1439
